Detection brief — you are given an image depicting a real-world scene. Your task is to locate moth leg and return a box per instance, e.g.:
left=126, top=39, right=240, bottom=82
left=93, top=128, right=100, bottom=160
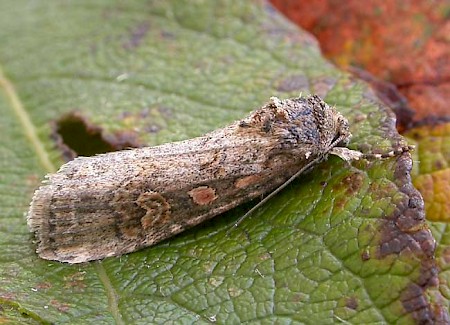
left=227, top=154, right=326, bottom=233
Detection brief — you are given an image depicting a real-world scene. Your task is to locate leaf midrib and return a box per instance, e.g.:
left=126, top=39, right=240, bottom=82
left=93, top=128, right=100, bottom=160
left=0, top=65, right=54, bottom=173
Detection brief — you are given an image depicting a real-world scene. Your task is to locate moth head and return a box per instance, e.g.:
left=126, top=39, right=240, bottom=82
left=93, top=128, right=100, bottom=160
left=306, top=95, right=352, bottom=149
left=238, top=96, right=352, bottom=152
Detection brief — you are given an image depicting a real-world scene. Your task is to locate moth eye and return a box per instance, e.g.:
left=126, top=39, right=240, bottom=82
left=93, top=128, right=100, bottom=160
left=332, top=131, right=349, bottom=146
left=332, top=134, right=342, bottom=143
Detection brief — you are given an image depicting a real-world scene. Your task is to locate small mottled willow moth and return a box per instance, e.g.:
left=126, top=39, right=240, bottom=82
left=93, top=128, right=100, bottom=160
left=28, top=95, right=411, bottom=263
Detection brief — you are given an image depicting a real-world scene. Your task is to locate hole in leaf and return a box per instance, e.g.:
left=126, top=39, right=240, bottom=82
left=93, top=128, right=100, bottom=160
left=51, top=112, right=142, bottom=161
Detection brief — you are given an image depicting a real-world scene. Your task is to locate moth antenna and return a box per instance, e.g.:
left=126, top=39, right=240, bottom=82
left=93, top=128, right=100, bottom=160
left=361, top=144, right=414, bottom=160
left=228, top=134, right=349, bottom=233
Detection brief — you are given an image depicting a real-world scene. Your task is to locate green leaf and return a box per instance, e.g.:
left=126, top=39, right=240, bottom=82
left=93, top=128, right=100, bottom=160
left=0, top=1, right=445, bottom=323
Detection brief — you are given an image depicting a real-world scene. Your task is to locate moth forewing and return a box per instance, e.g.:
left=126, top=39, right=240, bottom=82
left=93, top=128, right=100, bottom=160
left=28, top=95, right=352, bottom=263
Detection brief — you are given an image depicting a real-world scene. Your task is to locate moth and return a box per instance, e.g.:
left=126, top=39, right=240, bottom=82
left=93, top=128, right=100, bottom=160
left=28, top=95, right=410, bottom=263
